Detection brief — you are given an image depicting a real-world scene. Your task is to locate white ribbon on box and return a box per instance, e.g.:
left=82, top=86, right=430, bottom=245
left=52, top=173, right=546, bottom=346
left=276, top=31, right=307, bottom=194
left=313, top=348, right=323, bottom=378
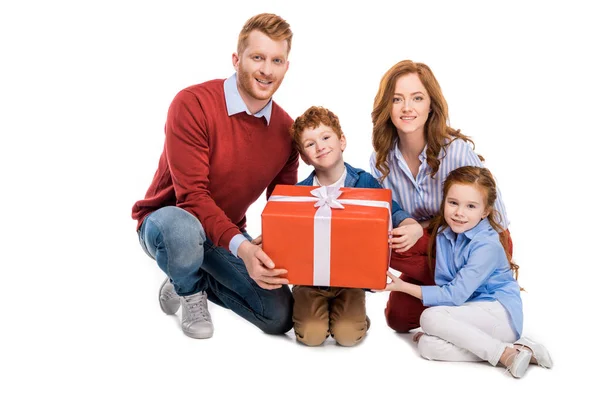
left=268, top=186, right=392, bottom=286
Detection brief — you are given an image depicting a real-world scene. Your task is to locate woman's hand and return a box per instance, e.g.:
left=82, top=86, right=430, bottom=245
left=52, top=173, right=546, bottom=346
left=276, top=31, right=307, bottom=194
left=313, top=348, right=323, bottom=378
left=389, top=219, right=424, bottom=253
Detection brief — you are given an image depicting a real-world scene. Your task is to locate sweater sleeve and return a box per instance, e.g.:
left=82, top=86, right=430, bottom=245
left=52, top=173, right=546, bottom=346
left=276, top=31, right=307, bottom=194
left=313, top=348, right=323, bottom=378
left=165, top=89, right=241, bottom=248
left=266, top=146, right=299, bottom=198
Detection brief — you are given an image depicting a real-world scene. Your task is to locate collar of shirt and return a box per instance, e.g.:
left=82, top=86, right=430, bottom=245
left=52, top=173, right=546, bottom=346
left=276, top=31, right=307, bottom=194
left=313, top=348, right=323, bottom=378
left=441, top=217, right=492, bottom=243
left=224, top=73, right=272, bottom=125
left=392, top=139, right=429, bottom=187
left=313, top=167, right=347, bottom=188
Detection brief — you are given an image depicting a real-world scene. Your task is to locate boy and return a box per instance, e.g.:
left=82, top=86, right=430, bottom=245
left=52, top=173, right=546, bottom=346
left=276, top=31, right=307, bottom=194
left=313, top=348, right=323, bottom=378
left=288, top=106, right=423, bottom=346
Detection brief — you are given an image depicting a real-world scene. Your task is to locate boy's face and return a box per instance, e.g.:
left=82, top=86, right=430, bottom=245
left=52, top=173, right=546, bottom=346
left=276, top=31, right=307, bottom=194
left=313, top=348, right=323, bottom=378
left=299, top=124, right=346, bottom=171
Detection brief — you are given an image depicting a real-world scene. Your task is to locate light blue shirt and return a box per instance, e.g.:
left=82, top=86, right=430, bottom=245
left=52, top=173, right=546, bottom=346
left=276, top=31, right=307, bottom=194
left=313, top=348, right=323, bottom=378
left=370, top=138, right=509, bottom=229
left=224, top=73, right=274, bottom=257
left=224, top=73, right=273, bottom=124
left=421, top=218, right=523, bottom=337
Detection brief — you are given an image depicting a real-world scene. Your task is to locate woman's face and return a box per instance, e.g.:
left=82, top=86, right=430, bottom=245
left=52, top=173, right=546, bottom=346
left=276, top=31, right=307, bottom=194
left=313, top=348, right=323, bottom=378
left=390, top=73, right=431, bottom=138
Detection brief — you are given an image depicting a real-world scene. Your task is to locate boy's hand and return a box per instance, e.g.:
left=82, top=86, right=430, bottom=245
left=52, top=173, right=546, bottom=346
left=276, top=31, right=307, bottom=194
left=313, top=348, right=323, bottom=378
left=389, top=219, right=424, bottom=253
left=237, top=240, right=288, bottom=290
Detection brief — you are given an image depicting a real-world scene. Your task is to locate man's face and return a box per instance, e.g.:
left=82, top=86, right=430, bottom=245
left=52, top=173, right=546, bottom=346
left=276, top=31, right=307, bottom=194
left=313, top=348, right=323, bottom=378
left=233, top=30, right=289, bottom=110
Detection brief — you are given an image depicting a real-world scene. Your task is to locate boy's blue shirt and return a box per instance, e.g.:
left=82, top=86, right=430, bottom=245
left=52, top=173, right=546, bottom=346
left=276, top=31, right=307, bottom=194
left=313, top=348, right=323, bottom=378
left=296, top=162, right=412, bottom=226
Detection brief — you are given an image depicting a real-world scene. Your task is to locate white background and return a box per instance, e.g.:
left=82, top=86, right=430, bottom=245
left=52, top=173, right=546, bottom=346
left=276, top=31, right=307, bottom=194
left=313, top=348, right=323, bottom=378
left=2, top=0, right=598, bottom=398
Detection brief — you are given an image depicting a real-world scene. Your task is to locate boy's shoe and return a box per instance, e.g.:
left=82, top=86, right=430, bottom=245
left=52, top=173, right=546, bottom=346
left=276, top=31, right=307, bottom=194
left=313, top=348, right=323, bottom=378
left=158, top=278, right=180, bottom=315
left=507, top=348, right=532, bottom=379
left=515, top=337, right=553, bottom=369
left=181, top=292, right=214, bottom=339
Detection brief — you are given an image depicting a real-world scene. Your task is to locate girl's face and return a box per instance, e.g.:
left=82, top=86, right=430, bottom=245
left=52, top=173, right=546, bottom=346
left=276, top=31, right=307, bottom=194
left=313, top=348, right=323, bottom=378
left=390, top=73, right=431, bottom=138
left=444, top=183, right=490, bottom=234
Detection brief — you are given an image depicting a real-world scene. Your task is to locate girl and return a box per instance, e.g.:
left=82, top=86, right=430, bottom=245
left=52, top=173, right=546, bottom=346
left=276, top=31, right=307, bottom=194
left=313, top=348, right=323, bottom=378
left=385, top=166, right=552, bottom=378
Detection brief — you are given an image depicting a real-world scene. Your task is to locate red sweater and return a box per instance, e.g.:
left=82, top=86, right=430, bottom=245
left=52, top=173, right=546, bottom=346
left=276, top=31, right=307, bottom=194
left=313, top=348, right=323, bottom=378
left=132, top=79, right=299, bottom=249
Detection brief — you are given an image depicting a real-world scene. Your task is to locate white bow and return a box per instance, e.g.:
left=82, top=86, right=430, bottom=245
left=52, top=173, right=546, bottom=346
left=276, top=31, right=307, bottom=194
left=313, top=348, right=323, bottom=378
left=310, top=186, right=345, bottom=210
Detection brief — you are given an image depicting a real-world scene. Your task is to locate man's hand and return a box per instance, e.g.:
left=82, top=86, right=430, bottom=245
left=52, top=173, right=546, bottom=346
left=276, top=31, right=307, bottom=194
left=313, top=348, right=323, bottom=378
left=250, top=235, right=262, bottom=247
left=238, top=240, right=288, bottom=290
left=389, top=219, right=424, bottom=253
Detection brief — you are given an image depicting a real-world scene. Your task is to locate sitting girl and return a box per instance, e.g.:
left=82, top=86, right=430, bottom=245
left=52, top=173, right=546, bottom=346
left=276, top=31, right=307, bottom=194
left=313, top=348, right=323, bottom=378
left=385, top=166, right=552, bottom=378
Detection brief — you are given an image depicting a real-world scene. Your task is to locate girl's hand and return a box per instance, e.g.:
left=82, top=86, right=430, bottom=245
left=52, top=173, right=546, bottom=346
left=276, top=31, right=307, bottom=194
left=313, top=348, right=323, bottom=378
left=384, top=271, right=405, bottom=291
left=384, top=271, right=423, bottom=300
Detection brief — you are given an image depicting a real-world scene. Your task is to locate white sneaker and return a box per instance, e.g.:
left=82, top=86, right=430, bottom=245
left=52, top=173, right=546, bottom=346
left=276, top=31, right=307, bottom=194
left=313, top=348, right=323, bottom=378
left=158, top=278, right=180, bottom=315
left=507, top=348, right=532, bottom=379
left=515, top=336, right=553, bottom=369
left=181, top=292, right=214, bottom=339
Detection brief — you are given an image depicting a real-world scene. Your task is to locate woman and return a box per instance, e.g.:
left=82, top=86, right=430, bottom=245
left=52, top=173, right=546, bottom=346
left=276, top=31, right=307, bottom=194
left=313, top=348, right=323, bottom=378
left=369, top=60, right=512, bottom=332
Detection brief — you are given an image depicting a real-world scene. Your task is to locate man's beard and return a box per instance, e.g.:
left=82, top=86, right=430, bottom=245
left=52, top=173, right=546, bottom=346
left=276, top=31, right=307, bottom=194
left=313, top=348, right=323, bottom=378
left=237, top=63, right=279, bottom=101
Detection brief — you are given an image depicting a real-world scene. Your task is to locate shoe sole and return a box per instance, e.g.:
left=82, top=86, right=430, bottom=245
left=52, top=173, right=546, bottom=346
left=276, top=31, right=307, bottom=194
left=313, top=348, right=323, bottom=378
left=183, top=329, right=214, bottom=339
left=510, top=350, right=532, bottom=378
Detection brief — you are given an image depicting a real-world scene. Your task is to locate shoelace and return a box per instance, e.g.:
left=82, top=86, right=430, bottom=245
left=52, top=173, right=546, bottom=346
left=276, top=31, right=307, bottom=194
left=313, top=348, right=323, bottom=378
left=183, top=293, right=211, bottom=321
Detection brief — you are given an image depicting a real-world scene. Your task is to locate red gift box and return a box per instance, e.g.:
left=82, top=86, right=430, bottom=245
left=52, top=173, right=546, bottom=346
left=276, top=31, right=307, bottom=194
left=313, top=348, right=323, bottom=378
left=261, top=185, right=392, bottom=289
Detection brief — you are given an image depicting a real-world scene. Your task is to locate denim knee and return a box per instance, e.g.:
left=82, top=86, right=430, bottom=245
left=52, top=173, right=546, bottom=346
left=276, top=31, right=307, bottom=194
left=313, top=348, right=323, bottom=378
left=260, top=290, right=293, bottom=335
left=144, top=206, right=206, bottom=273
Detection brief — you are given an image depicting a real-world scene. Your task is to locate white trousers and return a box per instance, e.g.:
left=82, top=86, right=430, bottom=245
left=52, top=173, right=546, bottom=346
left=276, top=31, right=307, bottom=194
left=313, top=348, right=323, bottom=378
left=417, top=301, right=518, bottom=366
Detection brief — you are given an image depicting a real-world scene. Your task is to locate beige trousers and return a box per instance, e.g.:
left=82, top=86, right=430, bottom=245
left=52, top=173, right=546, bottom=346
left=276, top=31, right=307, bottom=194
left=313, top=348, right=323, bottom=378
left=292, top=285, right=368, bottom=347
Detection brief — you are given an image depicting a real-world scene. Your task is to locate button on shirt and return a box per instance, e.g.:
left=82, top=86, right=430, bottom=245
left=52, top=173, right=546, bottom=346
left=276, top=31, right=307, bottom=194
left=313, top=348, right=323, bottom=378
left=421, top=219, right=523, bottom=337
left=370, top=138, right=510, bottom=229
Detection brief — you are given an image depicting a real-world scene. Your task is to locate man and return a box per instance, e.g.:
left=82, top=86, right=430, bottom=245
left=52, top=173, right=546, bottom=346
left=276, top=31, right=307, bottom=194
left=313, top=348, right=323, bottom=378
left=132, top=13, right=298, bottom=339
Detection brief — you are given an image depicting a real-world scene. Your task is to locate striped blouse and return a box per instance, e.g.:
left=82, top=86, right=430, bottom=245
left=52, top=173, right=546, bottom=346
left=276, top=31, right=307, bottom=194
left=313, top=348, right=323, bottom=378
left=369, top=138, right=509, bottom=229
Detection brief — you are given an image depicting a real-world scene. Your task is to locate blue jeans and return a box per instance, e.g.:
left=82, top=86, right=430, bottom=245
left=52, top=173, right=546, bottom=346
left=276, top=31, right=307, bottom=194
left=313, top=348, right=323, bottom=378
left=137, top=206, right=293, bottom=334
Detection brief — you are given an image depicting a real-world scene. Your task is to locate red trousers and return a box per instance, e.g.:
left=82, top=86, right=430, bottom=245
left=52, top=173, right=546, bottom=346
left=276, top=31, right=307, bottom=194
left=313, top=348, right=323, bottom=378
left=385, top=229, right=513, bottom=333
